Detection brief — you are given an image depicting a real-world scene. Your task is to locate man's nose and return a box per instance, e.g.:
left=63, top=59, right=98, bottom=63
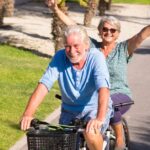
left=69, top=46, right=76, bottom=53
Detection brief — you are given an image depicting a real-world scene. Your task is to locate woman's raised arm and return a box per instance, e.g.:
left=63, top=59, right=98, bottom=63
left=127, top=25, right=150, bottom=56
left=45, top=0, right=76, bottom=26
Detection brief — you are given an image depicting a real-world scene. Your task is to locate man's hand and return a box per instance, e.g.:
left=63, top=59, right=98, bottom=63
left=20, top=116, right=33, bottom=131
left=86, top=118, right=103, bottom=134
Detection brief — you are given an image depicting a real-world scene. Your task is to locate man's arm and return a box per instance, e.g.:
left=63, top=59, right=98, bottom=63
left=127, top=25, right=150, bottom=56
left=20, top=83, right=48, bottom=130
left=86, top=87, right=109, bottom=132
left=45, top=0, right=76, bottom=26
left=97, top=87, right=109, bottom=123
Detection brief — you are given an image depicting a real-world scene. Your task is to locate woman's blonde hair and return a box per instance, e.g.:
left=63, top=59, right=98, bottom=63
left=98, top=16, right=121, bottom=32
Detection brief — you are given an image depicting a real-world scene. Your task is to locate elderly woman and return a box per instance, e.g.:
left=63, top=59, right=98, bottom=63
left=46, top=1, right=150, bottom=149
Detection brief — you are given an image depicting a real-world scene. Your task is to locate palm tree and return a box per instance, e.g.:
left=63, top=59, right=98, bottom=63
left=0, top=0, right=4, bottom=26
left=98, top=0, right=112, bottom=16
left=52, top=1, right=68, bottom=52
left=84, top=0, right=97, bottom=27
left=0, top=0, right=14, bottom=26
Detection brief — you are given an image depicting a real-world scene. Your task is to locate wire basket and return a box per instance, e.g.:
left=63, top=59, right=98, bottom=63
left=27, top=128, right=78, bottom=150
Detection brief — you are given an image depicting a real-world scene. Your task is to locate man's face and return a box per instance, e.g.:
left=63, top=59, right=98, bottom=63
left=65, top=33, right=88, bottom=64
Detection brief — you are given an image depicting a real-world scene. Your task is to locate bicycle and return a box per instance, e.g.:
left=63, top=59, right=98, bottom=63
left=26, top=96, right=134, bottom=150
left=54, top=94, right=134, bottom=150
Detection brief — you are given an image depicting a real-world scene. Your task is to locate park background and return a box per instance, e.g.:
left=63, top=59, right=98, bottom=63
left=0, top=0, right=150, bottom=149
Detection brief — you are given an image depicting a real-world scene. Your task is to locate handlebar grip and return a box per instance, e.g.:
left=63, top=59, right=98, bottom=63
left=30, top=118, right=49, bottom=128
left=30, top=118, right=39, bottom=127
left=70, top=118, right=87, bottom=128
left=55, top=94, right=62, bottom=100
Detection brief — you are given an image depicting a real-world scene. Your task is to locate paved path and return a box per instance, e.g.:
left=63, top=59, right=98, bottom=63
left=127, top=41, right=150, bottom=149
left=7, top=2, right=150, bottom=150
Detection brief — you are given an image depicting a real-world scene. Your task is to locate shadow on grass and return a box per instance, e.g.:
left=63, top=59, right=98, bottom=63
left=9, top=122, right=20, bottom=130
left=0, top=43, right=52, bottom=58
left=3, top=119, right=20, bottom=130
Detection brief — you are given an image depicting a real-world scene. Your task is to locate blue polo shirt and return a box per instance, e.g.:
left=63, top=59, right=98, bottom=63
left=40, top=48, right=112, bottom=112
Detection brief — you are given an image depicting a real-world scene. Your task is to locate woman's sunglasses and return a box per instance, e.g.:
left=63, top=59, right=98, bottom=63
left=102, top=27, right=117, bottom=33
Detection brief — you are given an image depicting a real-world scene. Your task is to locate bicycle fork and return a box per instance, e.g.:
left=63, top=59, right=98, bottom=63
left=103, top=129, right=116, bottom=150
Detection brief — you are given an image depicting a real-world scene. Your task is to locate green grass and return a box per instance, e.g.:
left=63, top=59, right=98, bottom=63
left=0, top=45, right=61, bottom=150
left=112, top=0, right=150, bottom=4
left=67, top=0, right=150, bottom=5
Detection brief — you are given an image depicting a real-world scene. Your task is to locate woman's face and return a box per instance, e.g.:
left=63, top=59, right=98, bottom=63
left=99, top=22, right=120, bottom=43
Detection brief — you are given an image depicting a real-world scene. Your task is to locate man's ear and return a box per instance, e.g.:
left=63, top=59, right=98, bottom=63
left=85, top=41, right=90, bottom=51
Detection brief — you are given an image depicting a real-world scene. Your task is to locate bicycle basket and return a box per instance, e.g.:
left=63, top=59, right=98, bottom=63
left=27, top=128, right=78, bottom=150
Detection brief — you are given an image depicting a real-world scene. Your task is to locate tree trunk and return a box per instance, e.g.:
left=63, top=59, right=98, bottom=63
left=0, top=0, right=4, bottom=26
left=0, top=0, right=14, bottom=26
left=4, top=0, right=14, bottom=17
left=98, top=0, right=112, bottom=16
left=52, top=4, right=68, bottom=52
left=84, top=0, right=97, bottom=27
left=106, top=0, right=112, bottom=10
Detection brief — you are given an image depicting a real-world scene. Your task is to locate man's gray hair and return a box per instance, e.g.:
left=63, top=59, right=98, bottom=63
left=98, top=16, right=121, bottom=32
left=64, top=25, right=90, bottom=45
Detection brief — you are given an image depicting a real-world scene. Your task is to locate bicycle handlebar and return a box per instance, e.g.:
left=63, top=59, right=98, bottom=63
left=30, top=118, right=49, bottom=128
left=30, top=118, right=86, bottom=133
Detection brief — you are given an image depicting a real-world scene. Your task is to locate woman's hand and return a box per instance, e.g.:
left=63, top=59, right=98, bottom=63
left=45, top=0, right=59, bottom=11
left=45, top=0, right=76, bottom=26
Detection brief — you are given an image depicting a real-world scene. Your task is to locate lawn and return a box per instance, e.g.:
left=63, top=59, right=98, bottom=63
left=0, top=45, right=61, bottom=150
left=112, top=0, right=150, bottom=4
left=66, top=0, right=150, bottom=6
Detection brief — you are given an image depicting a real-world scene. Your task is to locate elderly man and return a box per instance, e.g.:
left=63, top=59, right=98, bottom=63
left=20, top=25, right=113, bottom=150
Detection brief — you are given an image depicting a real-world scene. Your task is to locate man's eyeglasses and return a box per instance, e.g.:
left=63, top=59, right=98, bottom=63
left=102, top=27, right=117, bottom=33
